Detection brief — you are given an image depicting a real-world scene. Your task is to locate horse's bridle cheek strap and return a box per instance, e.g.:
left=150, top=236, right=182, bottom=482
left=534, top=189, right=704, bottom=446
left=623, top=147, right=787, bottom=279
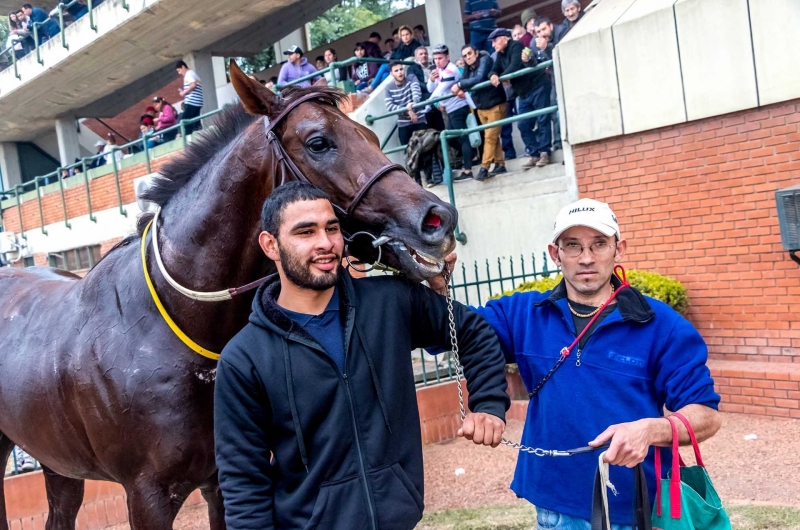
left=346, top=164, right=405, bottom=219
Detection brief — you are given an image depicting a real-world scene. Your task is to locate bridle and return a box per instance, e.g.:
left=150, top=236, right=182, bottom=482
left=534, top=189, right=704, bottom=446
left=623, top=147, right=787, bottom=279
left=144, top=91, right=407, bottom=306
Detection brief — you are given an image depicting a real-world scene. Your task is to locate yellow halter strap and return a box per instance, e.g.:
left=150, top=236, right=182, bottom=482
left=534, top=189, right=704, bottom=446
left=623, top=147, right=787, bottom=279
left=141, top=220, right=220, bottom=361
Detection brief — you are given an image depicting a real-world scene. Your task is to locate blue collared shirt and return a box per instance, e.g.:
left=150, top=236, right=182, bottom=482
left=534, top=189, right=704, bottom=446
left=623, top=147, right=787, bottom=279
left=281, top=288, right=346, bottom=373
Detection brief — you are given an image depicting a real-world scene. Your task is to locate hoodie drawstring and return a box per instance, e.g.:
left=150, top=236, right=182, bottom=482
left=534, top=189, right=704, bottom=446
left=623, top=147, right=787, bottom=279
left=282, top=340, right=310, bottom=473
left=355, top=324, right=393, bottom=434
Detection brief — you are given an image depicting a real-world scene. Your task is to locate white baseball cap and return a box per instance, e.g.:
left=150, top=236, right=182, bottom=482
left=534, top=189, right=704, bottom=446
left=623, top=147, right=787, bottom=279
left=552, top=198, right=621, bottom=242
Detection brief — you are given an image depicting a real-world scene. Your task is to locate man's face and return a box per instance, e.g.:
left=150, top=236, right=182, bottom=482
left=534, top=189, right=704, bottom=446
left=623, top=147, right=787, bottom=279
left=386, top=40, right=395, bottom=51
left=535, top=22, right=553, bottom=39
left=289, top=52, right=301, bottom=64
left=391, top=64, right=405, bottom=83
left=564, top=3, right=580, bottom=22
left=263, top=199, right=344, bottom=291
left=400, top=29, right=412, bottom=44
left=176, top=66, right=186, bottom=76
left=433, top=53, right=448, bottom=70
left=22, top=7, right=31, bottom=16
left=512, top=26, right=525, bottom=41
left=415, top=47, right=428, bottom=66
left=492, top=36, right=509, bottom=53
left=413, top=28, right=424, bottom=41
left=462, top=47, right=478, bottom=67
left=548, top=226, right=626, bottom=298
left=324, top=50, right=335, bottom=64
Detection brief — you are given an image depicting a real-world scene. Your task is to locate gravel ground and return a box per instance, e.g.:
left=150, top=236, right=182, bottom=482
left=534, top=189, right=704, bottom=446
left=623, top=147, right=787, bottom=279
left=101, top=412, right=800, bottom=529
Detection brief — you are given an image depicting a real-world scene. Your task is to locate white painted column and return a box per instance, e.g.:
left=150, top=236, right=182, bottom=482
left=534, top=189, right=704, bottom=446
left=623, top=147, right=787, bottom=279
left=55, top=117, right=82, bottom=167
left=425, top=0, right=465, bottom=52
left=183, top=52, right=220, bottom=115
left=0, top=142, right=23, bottom=192
left=273, top=28, right=305, bottom=58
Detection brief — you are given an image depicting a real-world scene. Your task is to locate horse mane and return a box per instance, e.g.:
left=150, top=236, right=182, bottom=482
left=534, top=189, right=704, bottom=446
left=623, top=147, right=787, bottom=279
left=135, top=85, right=348, bottom=235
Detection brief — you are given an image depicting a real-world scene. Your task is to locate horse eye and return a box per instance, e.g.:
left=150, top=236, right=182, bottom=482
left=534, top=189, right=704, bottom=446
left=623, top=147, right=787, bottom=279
left=306, top=137, right=331, bottom=154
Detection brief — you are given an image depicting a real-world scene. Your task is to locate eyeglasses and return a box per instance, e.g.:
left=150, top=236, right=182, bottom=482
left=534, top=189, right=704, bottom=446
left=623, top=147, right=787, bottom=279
left=559, top=241, right=616, bottom=258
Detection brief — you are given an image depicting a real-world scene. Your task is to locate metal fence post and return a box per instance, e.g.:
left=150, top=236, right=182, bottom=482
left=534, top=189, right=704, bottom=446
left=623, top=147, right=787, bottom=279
left=88, top=0, right=97, bottom=31
left=59, top=5, right=68, bottom=49
left=11, top=46, right=20, bottom=79
left=143, top=134, right=151, bottom=173
left=57, top=168, right=71, bottom=229
left=439, top=132, right=467, bottom=244
left=111, top=149, right=127, bottom=217
left=33, top=23, right=43, bottom=65
left=14, top=186, right=26, bottom=239
left=81, top=158, right=97, bottom=222
left=34, top=177, right=48, bottom=235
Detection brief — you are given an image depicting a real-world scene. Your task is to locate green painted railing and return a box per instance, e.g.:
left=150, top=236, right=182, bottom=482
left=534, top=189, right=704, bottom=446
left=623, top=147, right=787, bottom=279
left=275, top=56, right=414, bottom=91
left=2, top=106, right=223, bottom=237
left=365, top=60, right=553, bottom=125
left=413, top=251, right=558, bottom=385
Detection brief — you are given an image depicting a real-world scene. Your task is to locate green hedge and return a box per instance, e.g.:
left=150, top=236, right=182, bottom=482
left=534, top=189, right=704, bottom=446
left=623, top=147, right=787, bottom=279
left=492, top=270, right=689, bottom=315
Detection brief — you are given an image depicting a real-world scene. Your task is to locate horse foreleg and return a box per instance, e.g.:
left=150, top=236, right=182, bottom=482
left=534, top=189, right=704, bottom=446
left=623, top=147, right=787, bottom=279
left=0, top=434, right=15, bottom=530
left=42, top=465, right=85, bottom=530
left=124, top=478, right=188, bottom=530
left=200, top=475, right=226, bottom=530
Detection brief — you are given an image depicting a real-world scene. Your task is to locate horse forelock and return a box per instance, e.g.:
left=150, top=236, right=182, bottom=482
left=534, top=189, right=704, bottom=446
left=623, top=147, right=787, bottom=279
left=134, top=86, right=347, bottom=238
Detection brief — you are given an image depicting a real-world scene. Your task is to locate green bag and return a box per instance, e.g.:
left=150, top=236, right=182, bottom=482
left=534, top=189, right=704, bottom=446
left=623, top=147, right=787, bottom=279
left=651, top=413, right=730, bottom=530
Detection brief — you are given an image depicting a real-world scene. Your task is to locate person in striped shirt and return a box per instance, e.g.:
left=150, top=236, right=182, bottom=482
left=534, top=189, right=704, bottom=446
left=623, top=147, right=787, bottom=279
left=385, top=61, right=427, bottom=148
left=176, top=60, right=204, bottom=135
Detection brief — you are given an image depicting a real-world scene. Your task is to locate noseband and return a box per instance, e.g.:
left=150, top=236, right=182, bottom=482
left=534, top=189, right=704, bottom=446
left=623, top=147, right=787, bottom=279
left=263, top=91, right=405, bottom=222
left=144, top=91, right=407, bottom=315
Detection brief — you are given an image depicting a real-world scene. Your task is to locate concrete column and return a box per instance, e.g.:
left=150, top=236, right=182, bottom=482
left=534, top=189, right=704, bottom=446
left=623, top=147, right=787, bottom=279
left=55, top=117, right=82, bottom=167
left=183, top=52, right=220, bottom=115
left=273, top=28, right=305, bottom=58
left=426, top=0, right=465, bottom=52
left=0, top=142, right=23, bottom=192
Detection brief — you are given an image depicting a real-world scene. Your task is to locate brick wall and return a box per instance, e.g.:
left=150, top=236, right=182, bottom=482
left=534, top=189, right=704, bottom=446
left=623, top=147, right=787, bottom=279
left=573, top=99, right=800, bottom=363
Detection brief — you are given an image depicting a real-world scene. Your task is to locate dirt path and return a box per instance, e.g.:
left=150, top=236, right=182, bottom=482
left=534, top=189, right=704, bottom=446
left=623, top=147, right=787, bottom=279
left=109, top=412, right=800, bottom=529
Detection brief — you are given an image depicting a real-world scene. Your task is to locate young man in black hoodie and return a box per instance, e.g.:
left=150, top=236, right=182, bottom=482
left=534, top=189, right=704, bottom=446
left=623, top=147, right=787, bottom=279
left=214, top=182, right=510, bottom=530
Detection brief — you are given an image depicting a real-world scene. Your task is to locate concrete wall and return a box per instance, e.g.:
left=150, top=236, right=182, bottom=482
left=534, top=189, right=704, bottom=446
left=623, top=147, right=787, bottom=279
left=558, top=0, right=800, bottom=144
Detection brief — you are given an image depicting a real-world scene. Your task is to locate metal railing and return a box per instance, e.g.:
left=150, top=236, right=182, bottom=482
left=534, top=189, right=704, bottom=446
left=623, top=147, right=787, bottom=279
left=1, top=106, right=223, bottom=238
left=365, top=60, right=553, bottom=126
left=1, top=0, right=101, bottom=79
left=4, top=447, right=40, bottom=477
left=275, top=56, right=413, bottom=91
left=413, top=251, right=558, bottom=386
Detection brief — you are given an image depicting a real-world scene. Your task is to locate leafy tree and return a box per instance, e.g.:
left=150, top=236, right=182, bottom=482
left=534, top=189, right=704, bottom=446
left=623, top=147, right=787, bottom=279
left=234, top=47, right=276, bottom=75
left=0, top=16, right=9, bottom=48
left=308, top=0, right=392, bottom=49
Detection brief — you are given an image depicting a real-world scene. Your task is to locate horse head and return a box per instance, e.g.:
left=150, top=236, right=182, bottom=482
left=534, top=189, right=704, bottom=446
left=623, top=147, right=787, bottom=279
left=229, top=62, right=458, bottom=281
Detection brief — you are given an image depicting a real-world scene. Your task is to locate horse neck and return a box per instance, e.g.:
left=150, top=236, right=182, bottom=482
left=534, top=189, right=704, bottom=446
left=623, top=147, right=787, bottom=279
left=151, top=133, right=274, bottom=352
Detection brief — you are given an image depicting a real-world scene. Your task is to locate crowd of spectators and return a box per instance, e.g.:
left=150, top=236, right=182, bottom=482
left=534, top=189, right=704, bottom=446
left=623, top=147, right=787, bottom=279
left=267, top=0, right=583, bottom=188
left=3, top=1, right=100, bottom=66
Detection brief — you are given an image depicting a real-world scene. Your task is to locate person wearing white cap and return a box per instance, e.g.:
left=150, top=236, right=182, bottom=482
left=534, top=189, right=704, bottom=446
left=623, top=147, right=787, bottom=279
left=430, top=198, right=721, bottom=530
left=88, top=140, right=107, bottom=169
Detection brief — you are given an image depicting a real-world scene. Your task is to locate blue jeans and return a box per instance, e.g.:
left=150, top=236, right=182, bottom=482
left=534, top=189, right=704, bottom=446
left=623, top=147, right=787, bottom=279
left=536, top=508, right=633, bottom=530
left=470, top=28, right=494, bottom=53
left=517, top=80, right=553, bottom=157
left=501, top=99, right=517, bottom=158
left=370, top=64, right=390, bottom=89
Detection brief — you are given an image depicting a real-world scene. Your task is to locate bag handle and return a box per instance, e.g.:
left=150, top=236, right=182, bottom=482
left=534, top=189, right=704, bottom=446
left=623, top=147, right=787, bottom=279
left=655, top=416, right=682, bottom=519
left=671, top=412, right=705, bottom=468
left=592, top=460, right=653, bottom=530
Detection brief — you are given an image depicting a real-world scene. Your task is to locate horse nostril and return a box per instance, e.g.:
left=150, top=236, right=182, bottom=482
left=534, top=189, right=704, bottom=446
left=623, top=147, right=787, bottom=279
left=423, top=211, right=442, bottom=229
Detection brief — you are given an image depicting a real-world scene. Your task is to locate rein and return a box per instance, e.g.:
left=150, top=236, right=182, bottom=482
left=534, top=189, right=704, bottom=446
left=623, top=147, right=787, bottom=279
left=142, top=92, right=408, bottom=358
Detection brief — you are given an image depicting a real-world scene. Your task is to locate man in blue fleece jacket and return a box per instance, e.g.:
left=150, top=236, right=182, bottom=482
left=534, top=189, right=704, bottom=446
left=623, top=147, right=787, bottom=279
left=430, top=198, right=721, bottom=530
left=214, top=182, right=510, bottom=530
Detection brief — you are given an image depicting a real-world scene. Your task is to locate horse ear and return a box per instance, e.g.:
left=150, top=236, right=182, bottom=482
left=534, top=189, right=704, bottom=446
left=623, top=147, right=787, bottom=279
left=229, top=59, right=278, bottom=116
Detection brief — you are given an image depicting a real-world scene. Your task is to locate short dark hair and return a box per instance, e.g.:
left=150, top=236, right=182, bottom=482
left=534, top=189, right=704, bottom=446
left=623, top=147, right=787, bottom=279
left=413, top=24, right=425, bottom=32
left=534, top=16, right=553, bottom=26
left=315, top=55, right=325, bottom=63
left=370, top=31, right=381, bottom=39
left=384, top=38, right=394, bottom=45
left=461, top=44, right=477, bottom=54
left=391, top=28, right=399, bottom=36
left=175, top=60, right=188, bottom=69
left=432, top=44, right=449, bottom=55
left=268, top=76, right=278, bottom=84
left=22, top=4, right=31, bottom=9
left=260, top=182, right=331, bottom=235
left=389, top=60, right=404, bottom=71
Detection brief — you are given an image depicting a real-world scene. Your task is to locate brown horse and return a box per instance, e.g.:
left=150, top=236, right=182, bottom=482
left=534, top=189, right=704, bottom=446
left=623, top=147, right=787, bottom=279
left=0, top=62, right=457, bottom=529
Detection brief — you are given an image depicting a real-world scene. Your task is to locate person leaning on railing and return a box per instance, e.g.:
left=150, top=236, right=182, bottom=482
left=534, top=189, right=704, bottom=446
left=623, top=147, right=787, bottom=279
left=350, top=42, right=380, bottom=92
left=22, top=3, right=60, bottom=43
left=385, top=61, right=426, bottom=147
left=153, top=96, right=179, bottom=142
left=454, top=44, right=507, bottom=181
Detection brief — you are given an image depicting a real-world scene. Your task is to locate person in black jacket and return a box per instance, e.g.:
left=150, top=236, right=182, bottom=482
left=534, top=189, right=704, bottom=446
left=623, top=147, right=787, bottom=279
left=454, top=44, right=507, bottom=181
left=391, top=25, right=421, bottom=60
left=489, top=27, right=553, bottom=169
left=214, top=182, right=510, bottom=530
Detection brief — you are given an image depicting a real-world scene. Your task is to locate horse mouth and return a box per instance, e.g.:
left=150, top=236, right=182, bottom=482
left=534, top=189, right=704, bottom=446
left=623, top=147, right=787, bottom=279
left=387, top=241, right=445, bottom=279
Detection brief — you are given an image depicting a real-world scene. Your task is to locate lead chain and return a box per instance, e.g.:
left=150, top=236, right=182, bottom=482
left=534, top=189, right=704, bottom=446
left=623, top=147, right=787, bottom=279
left=440, top=269, right=573, bottom=457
